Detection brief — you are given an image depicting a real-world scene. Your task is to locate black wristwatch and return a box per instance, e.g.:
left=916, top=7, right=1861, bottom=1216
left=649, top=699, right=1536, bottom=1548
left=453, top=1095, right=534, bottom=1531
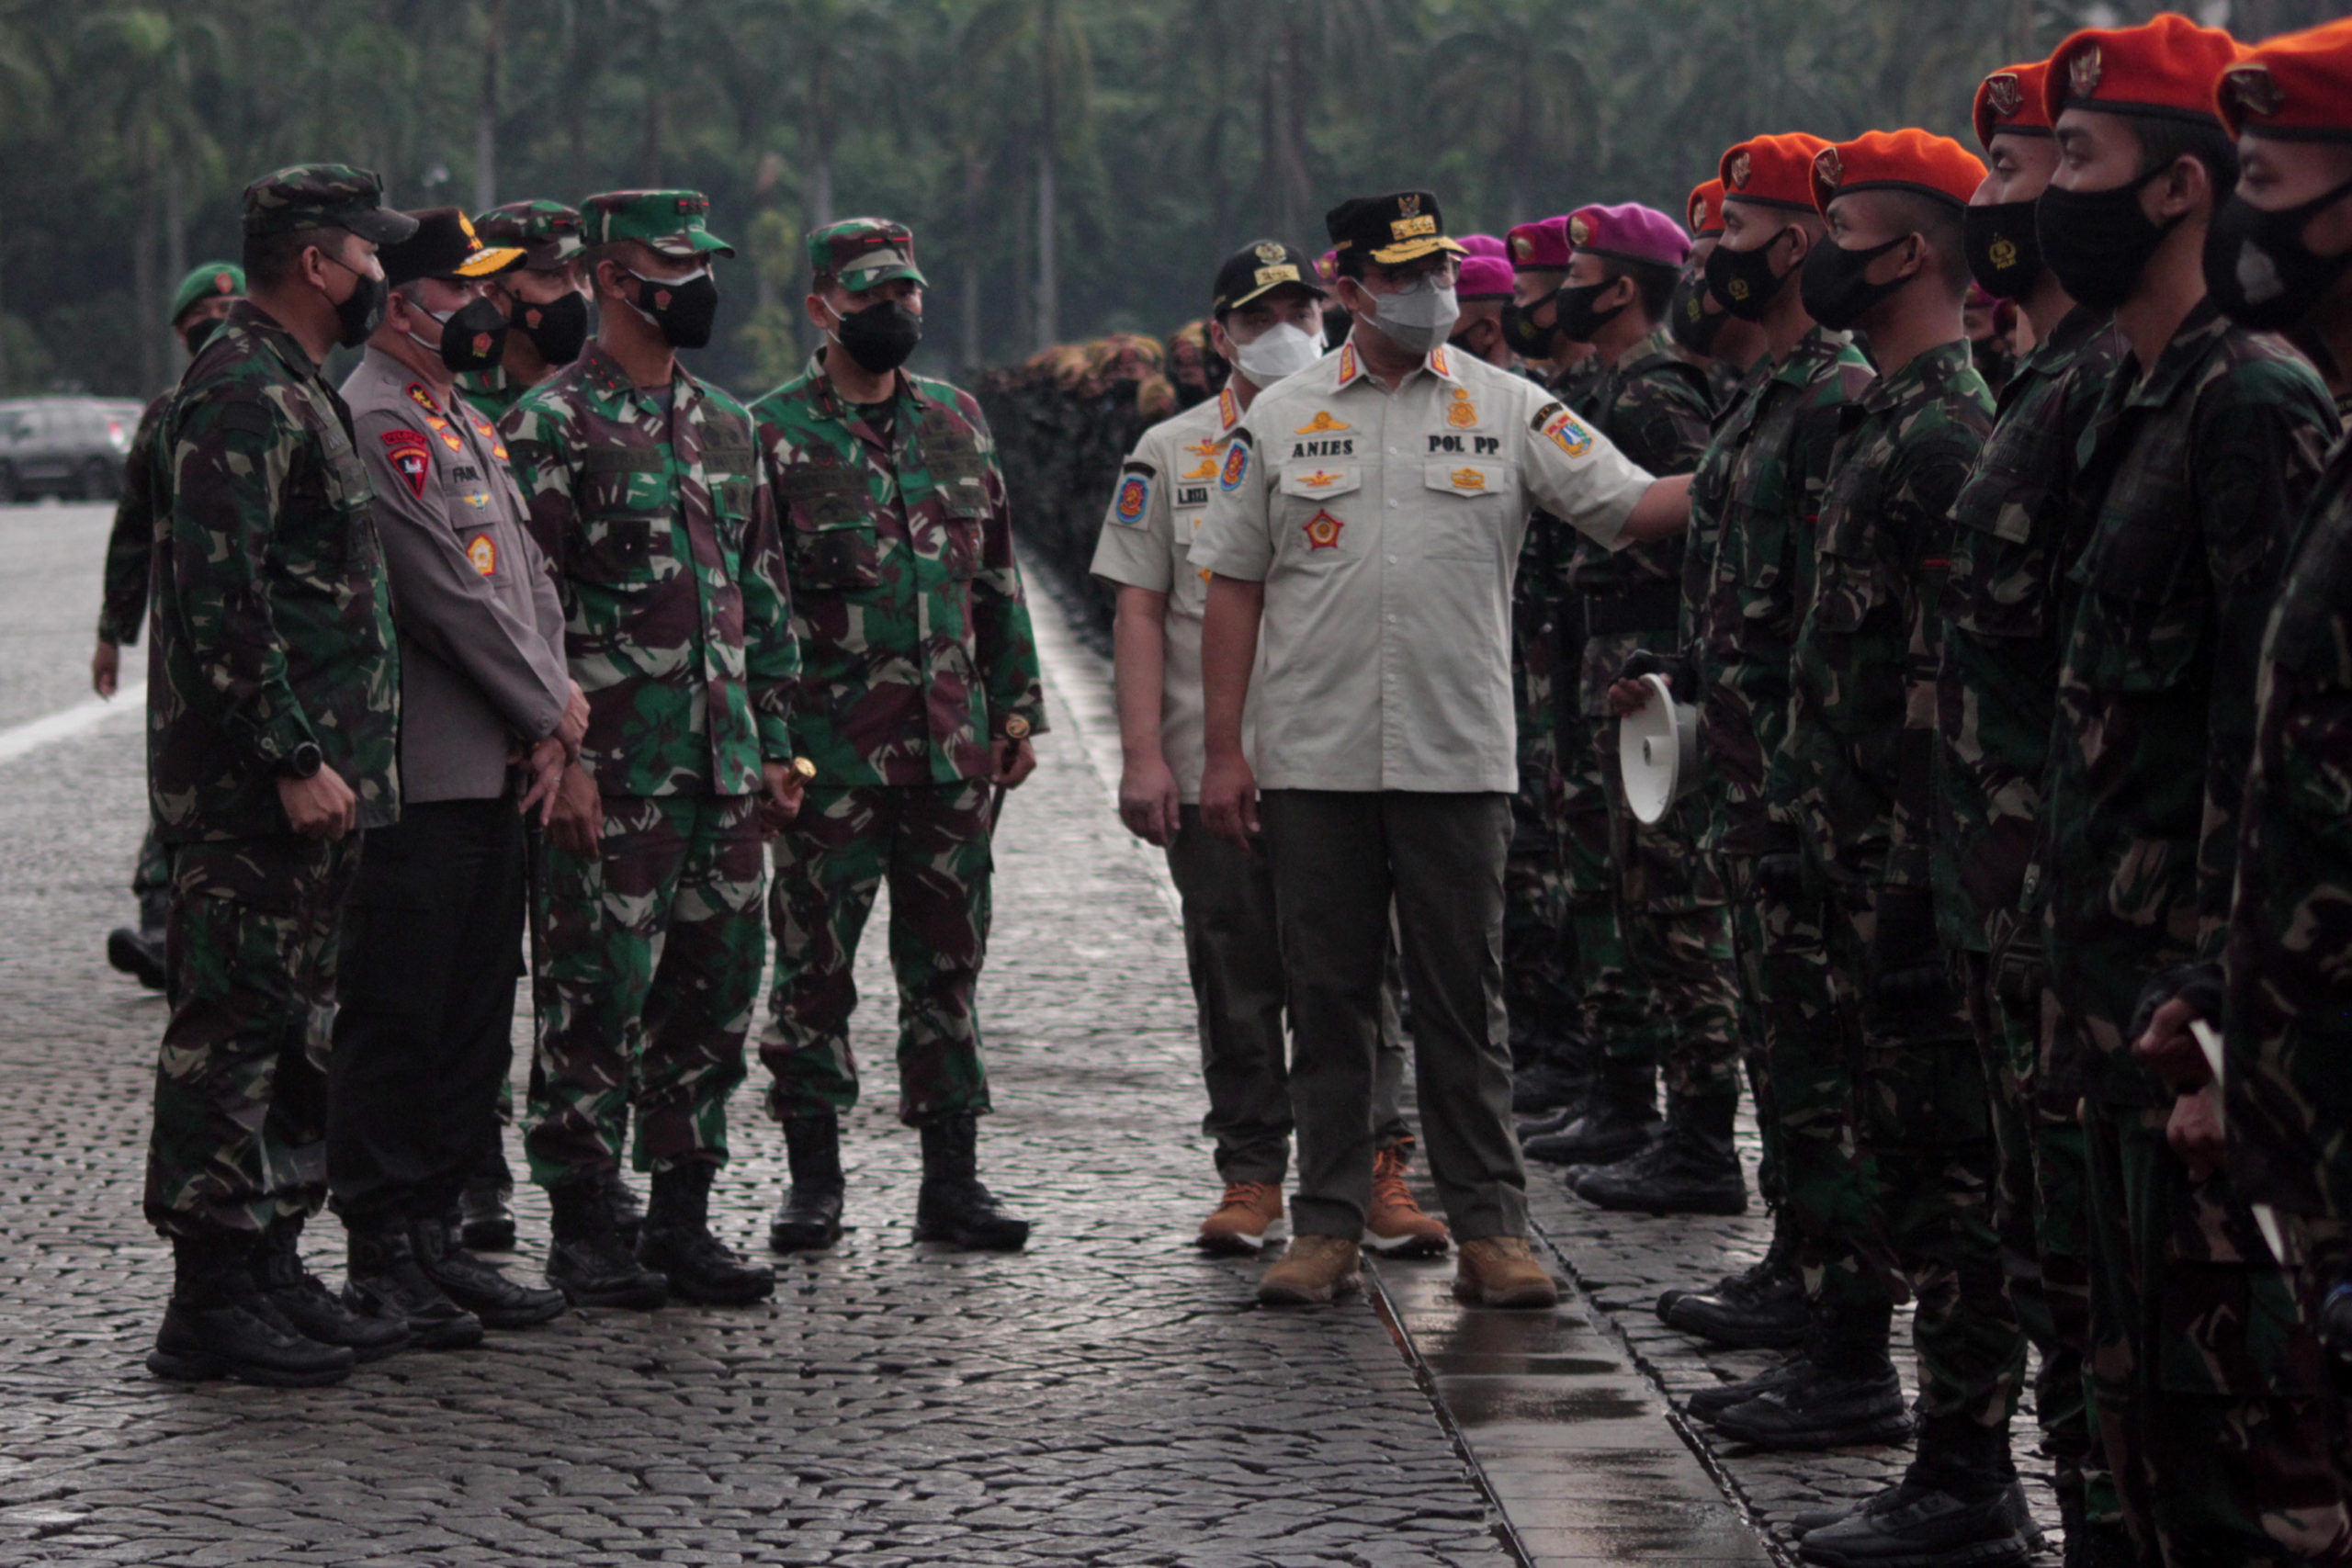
left=279, top=740, right=323, bottom=780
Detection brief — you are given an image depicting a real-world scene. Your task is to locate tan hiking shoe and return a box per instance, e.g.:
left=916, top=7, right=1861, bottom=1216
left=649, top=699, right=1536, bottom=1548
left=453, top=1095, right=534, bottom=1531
left=1453, top=1236, right=1559, bottom=1309
left=1197, top=1181, right=1285, bottom=1255
left=1364, top=1146, right=1450, bottom=1258
left=1257, top=1235, right=1363, bottom=1306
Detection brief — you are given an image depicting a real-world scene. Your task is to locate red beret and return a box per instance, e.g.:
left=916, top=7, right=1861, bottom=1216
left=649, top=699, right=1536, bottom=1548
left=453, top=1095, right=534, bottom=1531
left=1688, top=178, right=1725, bottom=237
left=1973, top=61, right=2055, bottom=150
left=2217, top=17, right=2352, bottom=141
left=2043, top=14, right=2246, bottom=127
left=1811, top=129, right=1987, bottom=213
left=1506, top=216, right=1573, bottom=272
left=1721, top=133, right=1833, bottom=210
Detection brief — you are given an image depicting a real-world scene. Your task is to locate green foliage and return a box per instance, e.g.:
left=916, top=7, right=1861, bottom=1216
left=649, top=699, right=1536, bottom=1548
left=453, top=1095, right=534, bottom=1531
left=1, top=0, right=2341, bottom=398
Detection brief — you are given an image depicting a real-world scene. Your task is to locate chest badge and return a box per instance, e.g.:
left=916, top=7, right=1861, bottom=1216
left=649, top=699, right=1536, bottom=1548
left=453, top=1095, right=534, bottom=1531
left=1450, top=466, right=1487, bottom=491
left=1303, top=509, right=1345, bottom=551
left=466, top=534, right=498, bottom=576
left=1182, top=455, right=1219, bottom=479
left=1297, top=468, right=1343, bottom=490
left=1295, top=411, right=1351, bottom=434
left=1445, top=388, right=1479, bottom=429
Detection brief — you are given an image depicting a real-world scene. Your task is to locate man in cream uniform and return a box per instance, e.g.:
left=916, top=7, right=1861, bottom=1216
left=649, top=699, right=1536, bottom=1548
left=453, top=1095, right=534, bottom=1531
left=1195, top=190, right=1692, bottom=1309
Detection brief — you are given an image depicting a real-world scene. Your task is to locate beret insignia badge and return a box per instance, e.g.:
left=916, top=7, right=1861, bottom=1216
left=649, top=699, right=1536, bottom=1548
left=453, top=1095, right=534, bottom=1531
left=1690, top=197, right=1706, bottom=230
left=1729, top=152, right=1751, bottom=190
left=1253, top=240, right=1285, bottom=265
left=1986, top=74, right=2022, bottom=117
left=1568, top=215, right=1590, bottom=244
left=2070, top=44, right=2101, bottom=100
left=2226, top=65, right=2283, bottom=118
left=1398, top=193, right=1422, bottom=217
left=1814, top=148, right=1843, bottom=192
left=1510, top=233, right=1532, bottom=260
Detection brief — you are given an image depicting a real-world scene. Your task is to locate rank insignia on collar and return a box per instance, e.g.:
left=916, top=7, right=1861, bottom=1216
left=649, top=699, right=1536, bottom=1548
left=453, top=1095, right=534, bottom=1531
left=404, top=382, right=444, bottom=418
left=1216, top=386, right=1239, bottom=429
left=1985, top=73, right=2022, bottom=117
left=2225, top=64, right=2283, bottom=118
left=1302, top=509, right=1344, bottom=550
left=1295, top=410, right=1351, bottom=434
left=1445, top=388, right=1478, bottom=428
left=2070, top=44, right=2101, bottom=100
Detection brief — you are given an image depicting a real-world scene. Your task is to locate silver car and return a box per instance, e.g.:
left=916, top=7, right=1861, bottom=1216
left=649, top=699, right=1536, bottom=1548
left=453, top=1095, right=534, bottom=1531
left=0, top=396, right=148, bottom=502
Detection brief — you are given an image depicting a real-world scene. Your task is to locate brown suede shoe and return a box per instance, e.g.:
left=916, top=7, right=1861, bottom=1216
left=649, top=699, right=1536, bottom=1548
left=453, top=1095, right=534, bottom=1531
left=1197, top=1181, right=1285, bottom=1255
left=1257, top=1235, right=1363, bottom=1306
left=1363, top=1147, right=1450, bottom=1258
left=1453, top=1236, right=1559, bottom=1309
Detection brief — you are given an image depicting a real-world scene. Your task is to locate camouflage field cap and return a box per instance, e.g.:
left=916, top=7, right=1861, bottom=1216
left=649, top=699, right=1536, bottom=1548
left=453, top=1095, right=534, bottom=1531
left=167, top=262, right=244, bottom=326
left=582, top=190, right=734, bottom=258
left=808, top=219, right=927, bottom=292
left=242, top=164, right=419, bottom=244
left=473, top=198, right=586, bottom=269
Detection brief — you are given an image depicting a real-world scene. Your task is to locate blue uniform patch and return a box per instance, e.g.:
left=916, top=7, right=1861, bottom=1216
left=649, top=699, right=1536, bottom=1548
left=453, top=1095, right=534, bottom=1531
left=1114, top=472, right=1150, bottom=525
left=1219, top=440, right=1250, bottom=492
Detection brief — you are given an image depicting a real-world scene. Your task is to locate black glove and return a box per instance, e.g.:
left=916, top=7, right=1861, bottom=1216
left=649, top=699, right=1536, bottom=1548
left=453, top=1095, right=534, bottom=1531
left=1871, top=886, right=1953, bottom=1010
left=1619, top=647, right=1697, bottom=704
left=2127, top=960, right=2225, bottom=1044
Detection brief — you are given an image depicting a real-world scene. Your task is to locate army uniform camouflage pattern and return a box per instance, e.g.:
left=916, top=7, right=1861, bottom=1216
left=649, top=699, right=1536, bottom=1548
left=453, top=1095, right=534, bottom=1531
left=1936, top=306, right=2123, bottom=1510
left=97, top=393, right=175, bottom=918
left=752, top=352, right=1043, bottom=1122
left=456, top=364, right=528, bottom=425
left=503, top=343, right=798, bottom=1184
left=1783, top=338, right=2021, bottom=1427
left=1503, top=506, right=1584, bottom=1066
left=2046, top=301, right=2343, bottom=1564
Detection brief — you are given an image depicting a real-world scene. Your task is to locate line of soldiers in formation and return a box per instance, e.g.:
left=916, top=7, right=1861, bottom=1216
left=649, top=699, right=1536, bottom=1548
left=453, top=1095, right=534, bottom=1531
left=971, top=13, right=2352, bottom=1568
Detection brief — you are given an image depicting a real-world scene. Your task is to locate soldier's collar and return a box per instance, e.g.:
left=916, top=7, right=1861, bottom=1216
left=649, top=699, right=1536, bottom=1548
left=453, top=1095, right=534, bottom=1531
left=580, top=342, right=696, bottom=412
left=2126, top=298, right=2228, bottom=409
left=1617, top=324, right=1677, bottom=374
left=1861, top=337, right=1965, bottom=411
left=805, top=349, right=909, bottom=422
left=1771, top=324, right=1850, bottom=387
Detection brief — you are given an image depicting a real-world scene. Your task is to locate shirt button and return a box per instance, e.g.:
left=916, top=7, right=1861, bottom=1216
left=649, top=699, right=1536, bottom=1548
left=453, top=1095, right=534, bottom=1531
left=1388, top=499, right=1399, bottom=509
left=1386, top=554, right=1397, bottom=564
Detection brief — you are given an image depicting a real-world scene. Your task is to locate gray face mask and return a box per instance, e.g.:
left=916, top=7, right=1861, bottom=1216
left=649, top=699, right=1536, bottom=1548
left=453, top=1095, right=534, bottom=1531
left=1359, top=274, right=1461, bottom=355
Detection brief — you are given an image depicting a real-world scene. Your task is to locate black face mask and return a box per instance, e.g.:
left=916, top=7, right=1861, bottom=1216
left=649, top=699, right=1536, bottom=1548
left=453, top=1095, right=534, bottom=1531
left=1963, top=199, right=2044, bottom=301
left=1500, top=288, right=1561, bottom=357
left=2036, top=167, right=2176, bottom=312
left=832, top=299, right=923, bottom=373
left=1704, top=231, right=1792, bottom=321
left=1668, top=268, right=1727, bottom=356
left=512, top=289, right=590, bottom=366
left=181, top=316, right=225, bottom=356
left=1555, top=280, right=1624, bottom=344
left=2204, top=175, right=2352, bottom=333
left=324, top=254, right=388, bottom=347
left=628, top=268, right=718, bottom=349
left=1799, top=233, right=1912, bottom=333
left=426, top=297, right=510, bottom=374
left=1322, top=307, right=1351, bottom=349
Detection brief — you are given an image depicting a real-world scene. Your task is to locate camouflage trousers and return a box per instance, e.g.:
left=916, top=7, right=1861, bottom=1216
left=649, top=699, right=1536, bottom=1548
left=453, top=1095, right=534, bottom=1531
left=1503, top=770, right=1580, bottom=1067
left=145, top=832, right=361, bottom=1240
left=760, top=781, right=995, bottom=1126
left=133, top=822, right=172, bottom=912
left=525, top=793, right=763, bottom=1187
left=1561, top=716, right=1649, bottom=1066
left=2080, top=1096, right=2350, bottom=1566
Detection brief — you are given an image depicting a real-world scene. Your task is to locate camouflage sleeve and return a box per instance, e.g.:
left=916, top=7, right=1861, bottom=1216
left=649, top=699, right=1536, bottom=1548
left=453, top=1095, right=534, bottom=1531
left=738, top=451, right=798, bottom=762
left=164, top=387, right=318, bottom=769
left=1883, top=437, right=1981, bottom=896
left=1613, top=370, right=1713, bottom=479
left=500, top=395, right=581, bottom=617
left=96, top=400, right=164, bottom=646
left=2191, top=367, right=2341, bottom=957
left=962, top=393, right=1047, bottom=739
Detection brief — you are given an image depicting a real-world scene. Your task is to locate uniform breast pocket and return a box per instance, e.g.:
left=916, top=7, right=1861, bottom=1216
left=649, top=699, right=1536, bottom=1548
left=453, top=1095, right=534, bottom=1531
left=578, top=509, right=674, bottom=587
left=1276, top=462, right=1363, bottom=563
left=936, top=506, right=985, bottom=580
left=781, top=467, right=880, bottom=591
left=1947, top=515, right=2050, bottom=641
left=2267, top=522, right=2352, bottom=689
left=2066, top=513, right=2206, bottom=693
left=1420, top=459, right=1508, bottom=562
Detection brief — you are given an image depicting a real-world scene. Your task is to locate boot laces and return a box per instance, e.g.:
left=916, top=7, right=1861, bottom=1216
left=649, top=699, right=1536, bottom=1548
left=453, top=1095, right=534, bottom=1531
left=1371, top=1152, right=1428, bottom=1218
left=1215, top=1181, right=1275, bottom=1214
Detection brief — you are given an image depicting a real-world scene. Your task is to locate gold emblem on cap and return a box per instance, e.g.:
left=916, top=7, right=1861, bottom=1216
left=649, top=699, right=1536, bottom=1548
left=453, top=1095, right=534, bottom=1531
left=1569, top=215, right=1591, bottom=245
left=1729, top=152, right=1751, bottom=190
left=1004, top=716, right=1032, bottom=741
left=1814, top=148, right=1843, bottom=191
left=1690, top=197, right=1707, bottom=231
left=1253, top=241, right=1284, bottom=265
left=2070, top=43, right=2101, bottom=100
left=1398, top=193, right=1422, bottom=217
left=1511, top=233, right=1532, bottom=260
left=2226, top=64, right=2284, bottom=118
left=1985, top=73, right=2022, bottom=118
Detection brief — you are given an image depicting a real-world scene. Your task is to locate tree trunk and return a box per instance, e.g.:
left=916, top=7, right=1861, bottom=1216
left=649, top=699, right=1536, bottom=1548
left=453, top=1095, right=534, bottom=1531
left=639, top=6, right=665, bottom=186
left=164, top=166, right=187, bottom=309
left=135, top=152, right=161, bottom=395
left=1277, top=17, right=1309, bottom=246
left=476, top=0, right=503, bottom=209
left=808, top=53, right=835, bottom=231
left=960, top=148, right=985, bottom=375
left=1035, top=6, right=1059, bottom=350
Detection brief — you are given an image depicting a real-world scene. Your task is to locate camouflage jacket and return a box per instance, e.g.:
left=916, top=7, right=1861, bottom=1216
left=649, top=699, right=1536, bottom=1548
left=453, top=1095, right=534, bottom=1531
left=146, top=299, right=400, bottom=841
left=456, top=364, right=529, bottom=426
left=1780, top=339, right=1991, bottom=899
left=1933, top=308, right=2123, bottom=953
left=2225, top=429, right=2352, bottom=1225
left=503, top=344, right=797, bottom=799
left=2046, top=301, right=2336, bottom=1102
left=752, top=353, right=1045, bottom=787
left=96, top=392, right=167, bottom=646
left=1566, top=325, right=1713, bottom=717
left=1690, top=325, right=1875, bottom=857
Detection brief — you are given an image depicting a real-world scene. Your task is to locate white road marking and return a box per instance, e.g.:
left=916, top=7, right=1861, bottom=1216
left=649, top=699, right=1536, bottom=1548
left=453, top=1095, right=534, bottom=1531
left=0, top=684, right=144, bottom=764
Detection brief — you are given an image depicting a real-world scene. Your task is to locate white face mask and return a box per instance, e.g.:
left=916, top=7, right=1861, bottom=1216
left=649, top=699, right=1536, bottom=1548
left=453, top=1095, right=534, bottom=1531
left=1358, top=274, right=1461, bottom=355
left=1230, top=321, right=1323, bottom=386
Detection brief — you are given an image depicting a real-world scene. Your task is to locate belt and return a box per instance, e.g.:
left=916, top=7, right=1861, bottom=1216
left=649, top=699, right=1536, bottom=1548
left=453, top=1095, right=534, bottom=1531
left=1582, top=579, right=1681, bottom=638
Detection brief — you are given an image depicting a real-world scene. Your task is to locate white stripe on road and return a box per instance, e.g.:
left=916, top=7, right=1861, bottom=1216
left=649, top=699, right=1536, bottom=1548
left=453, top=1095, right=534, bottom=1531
left=0, top=684, right=144, bottom=763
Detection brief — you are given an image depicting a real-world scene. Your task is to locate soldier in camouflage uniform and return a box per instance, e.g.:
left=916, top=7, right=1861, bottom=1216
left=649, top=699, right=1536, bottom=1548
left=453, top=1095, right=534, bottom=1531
left=1936, top=61, right=2126, bottom=1558
left=504, top=189, right=802, bottom=1310
left=2036, top=21, right=2347, bottom=1564
left=458, top=199, right=589, bottom=425
left=141, top=166, right=420, bottom=1387
left=93, top=260, right=244, bottom=992
left=1624, top=136, right=1875, bottom=1371
left=753, top=219, right=1045, bottom=1255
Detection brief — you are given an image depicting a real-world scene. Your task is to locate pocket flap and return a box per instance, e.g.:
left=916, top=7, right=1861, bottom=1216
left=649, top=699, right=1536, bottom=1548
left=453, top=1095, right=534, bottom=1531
left=1423, top=459, right=1504, bottom=498
left=1280, top=462, right=1362, bottom=500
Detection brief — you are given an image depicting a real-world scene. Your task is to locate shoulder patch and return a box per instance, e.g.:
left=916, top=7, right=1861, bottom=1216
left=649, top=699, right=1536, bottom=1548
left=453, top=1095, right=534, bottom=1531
left=1218, top=439, right=1251, bottom=493
left=1529, top=400, right=1566, bottom=432
left=381, top=428, right=433, bottom=499
left=214, top=400, right=278, bottom=439
left=1113, top=469, right=1152, bottom=526
left=1542, top=409, right=1594, bottom=458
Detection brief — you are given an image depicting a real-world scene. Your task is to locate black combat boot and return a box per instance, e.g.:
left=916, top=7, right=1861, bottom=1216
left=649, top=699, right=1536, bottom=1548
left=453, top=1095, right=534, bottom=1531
left=638, top=1162, right=775, bottom=1305
left=2059, top=1491, right=2133, bottom=1568
left=1666, top=1246, right=1810, bottom=1348
left=546, top=1175, right=668, bottom=1309
left=456, top=1173, right=517, bottom=1253
left=148, top=1233, right=355, bottom=1387
left=769, top=1111, right=846, bottom=1253
left=1575, top=1094, right=1747, bottom=1215
left=1708, top=1304, right=1912, bottom=1450
left=1796, top=1417, right=2031, bottom=1567
left=342, top=1218, right=483, bottom=1349
left=1661, top=1202, right=1796, bottom=1317
left=253, top=1216, right=410, bottom=1361
left=411, top=1214, right=568, bottom=1328
left=914, top=1113, right=1030, bottom=1251
left=1523, top=1059, right=1659, bottom=1168
left=1687, top=1351, right=1809, bottom=1419
left=609, top=1174, right=646, bottom=1247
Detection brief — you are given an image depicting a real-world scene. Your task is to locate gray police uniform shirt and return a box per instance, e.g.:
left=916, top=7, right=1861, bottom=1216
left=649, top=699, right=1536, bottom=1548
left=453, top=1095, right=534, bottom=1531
left=1191, top=340, right=1652, bottom=795
left=1089, top=384, right=1257, bottom=803
left=342, top=347, right=570, bottom=803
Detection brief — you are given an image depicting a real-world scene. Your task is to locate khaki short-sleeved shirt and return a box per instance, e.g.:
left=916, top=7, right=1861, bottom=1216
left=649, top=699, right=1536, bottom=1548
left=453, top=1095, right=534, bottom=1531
left=1089, top=386, right=1248, bottom=801
left=1191, top=342, right=1652, bottom=793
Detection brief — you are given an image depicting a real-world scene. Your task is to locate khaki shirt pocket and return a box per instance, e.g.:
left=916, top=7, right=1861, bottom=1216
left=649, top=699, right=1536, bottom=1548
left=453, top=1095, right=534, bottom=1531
left=1420, top=458, right=1509, bottom=562
left=1276, top=462, right=1362, bottom=564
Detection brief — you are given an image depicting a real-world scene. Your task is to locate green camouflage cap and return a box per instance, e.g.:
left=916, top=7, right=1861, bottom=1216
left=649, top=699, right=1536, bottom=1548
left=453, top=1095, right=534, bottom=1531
left=807, top=218, right=926, bottom=292
left=581, top=189, right=733, bottom=259
left=242, top=163, right=419, bottom=244
left=474, top=198, right=585, bottom=269
left=167, top=262, right=244, bottom=326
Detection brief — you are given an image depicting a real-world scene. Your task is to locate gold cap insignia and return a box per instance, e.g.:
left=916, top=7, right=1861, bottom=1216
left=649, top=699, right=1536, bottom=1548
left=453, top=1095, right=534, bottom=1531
left=1510, top=233, right=1532, bottom=260
left=1986, top=73, right=2022, bottom=118
left=2226, top=64, right=2284, bottom=118
left=1569, top=215, right=1591, bottom=245
left=1690, top=197, right=1707, bottom=231
left=2070, top=44, right=2101, bottom=100
left=1254, top=240, right=1284, bottom=265
left=1814, top=148, right=1843, bottom=191
left=1729, top=152, right=1752, bottom=190
left=1398, top=193, right=1422, bottom=217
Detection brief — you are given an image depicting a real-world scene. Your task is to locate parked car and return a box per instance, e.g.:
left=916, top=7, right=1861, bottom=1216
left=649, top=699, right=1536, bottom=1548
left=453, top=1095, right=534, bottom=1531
left=0, top=396, right=149, bottom=503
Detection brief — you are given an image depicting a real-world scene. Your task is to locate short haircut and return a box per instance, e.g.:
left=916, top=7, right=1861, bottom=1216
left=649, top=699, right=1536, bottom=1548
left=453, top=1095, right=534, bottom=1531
left=1595, top=255, right=1680, bottom=321
left=1332, top=247, right=1369, bottom=282
left=2132, top=116, right=2240, bottom=202
left=391, top=277, right=435, bottom=307
left=581, top=240, right=651, bottom=294
left=243, top=226, right=340, bottom=292
left=1879, top=190, right=1971, bottom=302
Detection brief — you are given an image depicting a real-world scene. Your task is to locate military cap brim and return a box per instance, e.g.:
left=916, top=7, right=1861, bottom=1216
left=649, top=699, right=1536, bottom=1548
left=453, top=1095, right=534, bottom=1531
left=1212, top=240, right=1328, bottom=313
left=454, top=245, right=527, bottom=278
left=835, top=254, right=923, bottom=291
left=1223, top=273, right=1325, bottom=310
left=646, top=229, right=737, bottom=261
left=344, top=206, right=422, bottom=245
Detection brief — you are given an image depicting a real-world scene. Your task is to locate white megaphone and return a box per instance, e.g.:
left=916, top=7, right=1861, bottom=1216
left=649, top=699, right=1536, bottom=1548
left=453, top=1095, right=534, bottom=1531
left=1620, top=672, right=1702, bottom=826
